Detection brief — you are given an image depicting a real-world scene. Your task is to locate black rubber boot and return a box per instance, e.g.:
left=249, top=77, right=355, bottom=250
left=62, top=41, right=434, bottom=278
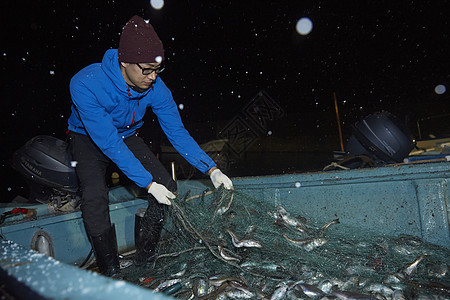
left=133, top=198, right=165, bottom=266
left=90, top=224, right=121, bottom=277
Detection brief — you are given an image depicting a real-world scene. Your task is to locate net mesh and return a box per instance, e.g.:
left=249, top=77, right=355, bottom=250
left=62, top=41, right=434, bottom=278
left=120, top=187, right=450, bottom=299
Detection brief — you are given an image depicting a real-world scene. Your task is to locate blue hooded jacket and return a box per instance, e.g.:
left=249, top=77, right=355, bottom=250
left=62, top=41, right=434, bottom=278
left=68, top=49, right=216, bottom=188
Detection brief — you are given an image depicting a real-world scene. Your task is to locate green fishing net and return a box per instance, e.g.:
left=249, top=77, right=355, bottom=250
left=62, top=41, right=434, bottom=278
left=120, top=187, right=450, bottom=299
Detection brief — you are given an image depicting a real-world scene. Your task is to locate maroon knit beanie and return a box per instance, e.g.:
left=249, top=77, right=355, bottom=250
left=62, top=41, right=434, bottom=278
left=118, top=15, right=165, bottom=63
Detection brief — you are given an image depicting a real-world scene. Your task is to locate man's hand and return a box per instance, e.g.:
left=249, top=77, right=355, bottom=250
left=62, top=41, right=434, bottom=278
left=147, top=182, right=175, bottom=205
left=209, top=168, right=233, bottom=190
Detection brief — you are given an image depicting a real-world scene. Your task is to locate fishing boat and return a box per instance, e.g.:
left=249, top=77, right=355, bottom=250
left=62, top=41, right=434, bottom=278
left=1, top=158, right=449, bottom=299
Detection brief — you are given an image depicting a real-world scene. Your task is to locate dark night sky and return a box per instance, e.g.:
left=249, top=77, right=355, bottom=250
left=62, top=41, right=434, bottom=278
left=1, top=0, right=449, bottom=202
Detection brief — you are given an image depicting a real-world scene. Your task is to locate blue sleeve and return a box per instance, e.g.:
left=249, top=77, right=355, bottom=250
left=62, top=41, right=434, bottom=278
left=70, top=80, right=153, bottom=188
left=150, top=82, right=217, bottom=173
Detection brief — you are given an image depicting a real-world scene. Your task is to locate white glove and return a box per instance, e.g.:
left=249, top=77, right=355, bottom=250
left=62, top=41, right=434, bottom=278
left=210, top=169, right=233, bottom=190
left=147, top=182, right=176, bottom=205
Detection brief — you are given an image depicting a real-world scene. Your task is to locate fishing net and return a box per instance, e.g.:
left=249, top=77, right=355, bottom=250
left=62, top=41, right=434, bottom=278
left=120, top=186, right=450, bottom=299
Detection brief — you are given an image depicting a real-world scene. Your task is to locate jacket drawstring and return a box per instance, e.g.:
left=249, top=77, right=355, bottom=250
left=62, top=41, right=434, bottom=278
left=127, top=86, right=136, bottom=126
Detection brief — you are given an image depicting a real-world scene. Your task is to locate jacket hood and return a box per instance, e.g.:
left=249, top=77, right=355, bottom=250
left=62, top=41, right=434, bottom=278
left=101, top=49, right=150, bottom=99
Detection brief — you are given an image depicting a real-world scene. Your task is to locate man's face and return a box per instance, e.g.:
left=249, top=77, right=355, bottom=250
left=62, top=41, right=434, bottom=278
left=120, top=62, right=163, bottom=91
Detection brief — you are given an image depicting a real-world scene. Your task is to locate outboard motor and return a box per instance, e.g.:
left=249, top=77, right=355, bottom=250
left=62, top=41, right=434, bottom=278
left=11, top=135, right=79, bottom=207
left=345, top=111, right=415, bottom=165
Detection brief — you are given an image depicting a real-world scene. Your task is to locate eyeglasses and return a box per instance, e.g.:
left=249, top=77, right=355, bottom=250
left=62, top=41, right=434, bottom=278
left=136, top=63, right=165, bottom=75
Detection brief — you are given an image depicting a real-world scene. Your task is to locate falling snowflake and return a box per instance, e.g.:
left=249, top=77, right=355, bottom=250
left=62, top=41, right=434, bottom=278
left=434, top=84, right=446, bottom=95
left=150, top=0, right=164, bottom=10
left=296, top=17, right=313, bottom=35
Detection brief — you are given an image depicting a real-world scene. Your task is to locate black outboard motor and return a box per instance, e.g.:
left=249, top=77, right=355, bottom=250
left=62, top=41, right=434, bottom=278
left=11, top=135, right=79, bottom=205
left=345, top=111, right=415, bottom=165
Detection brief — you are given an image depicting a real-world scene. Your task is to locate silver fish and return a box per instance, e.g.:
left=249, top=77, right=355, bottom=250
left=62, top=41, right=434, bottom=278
left=292, top=282, right=325, bottom=297
left=275, top=205, right=289, bottom=216
left=274, top=206, right=312, bottom=234
left=229, top=229, right=246, bottom=247
left=240, top=239, right=262, bottom=248
left=277, top=206, right=302, bottom=226
left=319, top=218, right=340, bottom=233
left=401, top=253, right=428, bottom=276
left=217, top=192, right=234, bottom=215
left=282, top=233, right=327, bottom=251
left=230, top=281, right=254, bottom=295
left=282, top=233, right=307, bottom=246
left=154, top=278, right=182, bottom=292
left=170, top=262, right=187, bottom=277
left=218, top=245, right=241, bottom=262
left=192, top=277, right=209, bottom=297
left=209, top=274, right=243, bottom=287
left=267, top=206, right=292, bottom=224
left=317, top=280, right=334, bottom=294
left=270, top=283, right=289, bottom=300
left=240, top=260, right=279, bottom=271
left=226, top=229, right=262, bottom=248
left=303, top=238, right=327, bottom=251
left=281, top=215, right=302, bottom=228
left=225, top=289, right=254, bottom=299
left=212, top=280, right=255, bottom=299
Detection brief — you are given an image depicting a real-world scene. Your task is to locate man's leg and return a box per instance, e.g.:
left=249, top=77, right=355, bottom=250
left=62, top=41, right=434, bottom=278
left=124, top=134, right=176, bottom=266
left=69, top=132, right=120, bottom=277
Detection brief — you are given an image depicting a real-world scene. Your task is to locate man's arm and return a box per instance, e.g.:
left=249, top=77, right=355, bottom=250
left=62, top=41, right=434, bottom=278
left=70, top=80, right=153, bottom=188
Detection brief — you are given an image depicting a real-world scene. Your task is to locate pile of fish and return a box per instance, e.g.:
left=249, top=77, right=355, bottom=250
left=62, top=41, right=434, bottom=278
left=268, top=205, right=339, bottom=252
left=121, top=193, right=449, bottom=299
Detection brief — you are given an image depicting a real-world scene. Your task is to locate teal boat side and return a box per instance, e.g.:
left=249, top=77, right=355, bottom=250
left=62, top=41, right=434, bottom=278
left=0, top=186, right=148, bottom=265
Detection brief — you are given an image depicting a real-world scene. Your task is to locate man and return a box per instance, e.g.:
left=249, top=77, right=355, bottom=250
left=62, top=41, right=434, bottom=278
left=67, top=15, right=233, bottom=277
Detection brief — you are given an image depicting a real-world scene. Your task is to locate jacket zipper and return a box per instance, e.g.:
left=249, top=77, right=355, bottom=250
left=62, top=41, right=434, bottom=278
left=130, top=111, right=135, bottom=126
